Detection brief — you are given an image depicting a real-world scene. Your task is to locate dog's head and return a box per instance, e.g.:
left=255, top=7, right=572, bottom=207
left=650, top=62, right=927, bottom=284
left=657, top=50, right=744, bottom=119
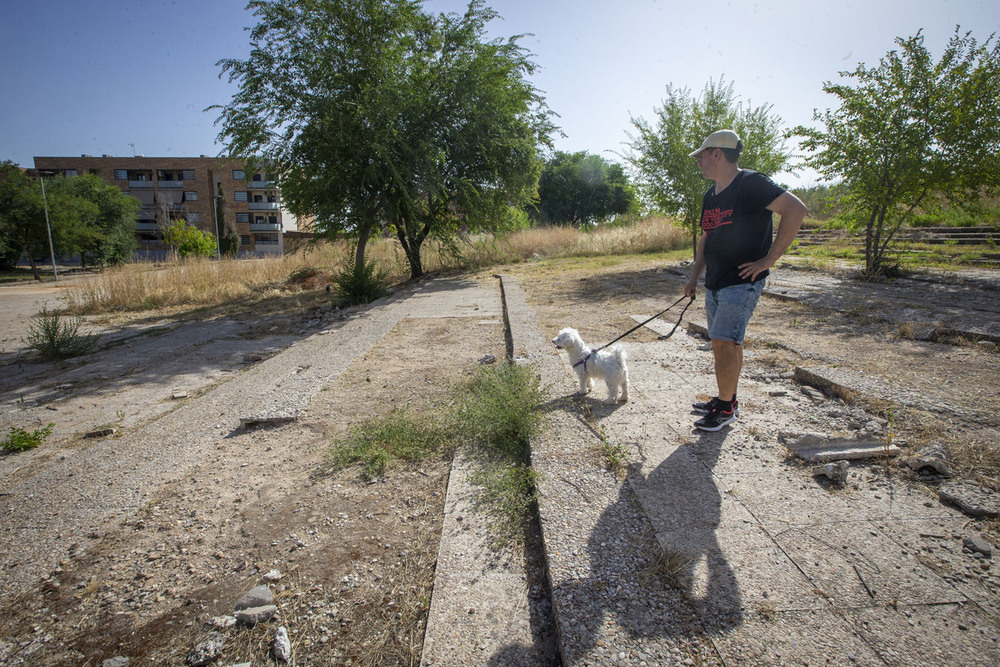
left=552, top=327, right=580, bottom=349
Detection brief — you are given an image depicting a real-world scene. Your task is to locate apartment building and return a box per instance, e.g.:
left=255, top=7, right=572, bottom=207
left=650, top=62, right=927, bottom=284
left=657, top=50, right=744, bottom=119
left=32, top=155, right=309, bottom=257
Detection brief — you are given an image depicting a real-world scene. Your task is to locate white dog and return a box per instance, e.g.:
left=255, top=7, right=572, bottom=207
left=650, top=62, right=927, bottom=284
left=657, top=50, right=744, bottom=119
left=552, top=327, right=630, bottom=403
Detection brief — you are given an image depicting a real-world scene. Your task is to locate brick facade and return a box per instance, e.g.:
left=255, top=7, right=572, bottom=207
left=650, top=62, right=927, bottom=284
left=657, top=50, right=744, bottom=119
left=32, top=155, right=310, bottom=256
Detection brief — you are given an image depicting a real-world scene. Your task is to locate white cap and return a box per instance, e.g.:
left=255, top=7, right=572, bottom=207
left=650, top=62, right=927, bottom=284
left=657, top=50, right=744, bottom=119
left=689, top=130, right=741, bottom=157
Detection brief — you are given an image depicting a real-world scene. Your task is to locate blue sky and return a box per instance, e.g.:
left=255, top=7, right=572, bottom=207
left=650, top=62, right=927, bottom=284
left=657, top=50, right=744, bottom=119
left=2, top=0, right=997, bottom=188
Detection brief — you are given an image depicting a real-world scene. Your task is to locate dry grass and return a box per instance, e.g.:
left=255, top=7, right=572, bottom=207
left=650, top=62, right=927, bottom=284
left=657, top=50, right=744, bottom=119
left=65, top=217, right=690, bottom=315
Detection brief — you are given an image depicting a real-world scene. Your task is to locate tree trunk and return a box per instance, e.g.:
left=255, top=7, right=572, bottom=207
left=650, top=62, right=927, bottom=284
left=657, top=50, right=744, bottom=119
left=28, top=254, right=41, bottom=282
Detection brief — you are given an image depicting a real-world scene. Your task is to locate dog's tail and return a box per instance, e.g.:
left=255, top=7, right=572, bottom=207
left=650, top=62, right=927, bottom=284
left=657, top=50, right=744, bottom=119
left=613, top=346, right=627, bottom=365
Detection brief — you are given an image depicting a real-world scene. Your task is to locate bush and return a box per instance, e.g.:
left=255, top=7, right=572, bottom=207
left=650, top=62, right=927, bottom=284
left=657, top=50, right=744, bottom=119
left=332, top=258, right=388, bottom=305
left=2, top=423, right=54, bottom=453
left=25, top=306, right=99, bottom=360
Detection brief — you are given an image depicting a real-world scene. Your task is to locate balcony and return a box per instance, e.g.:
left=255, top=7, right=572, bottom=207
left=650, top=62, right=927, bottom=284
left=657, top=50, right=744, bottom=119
left=135, top=223, right=159, bottom=232
left=247, top=181, right=274, bottom=189
left=157, top=181, right=183, bottom=188
left=250, top=223, right=282, bottom=232
left=129, top=180, right=153, bottom=188
left=249, top=202, right=280, bottom=210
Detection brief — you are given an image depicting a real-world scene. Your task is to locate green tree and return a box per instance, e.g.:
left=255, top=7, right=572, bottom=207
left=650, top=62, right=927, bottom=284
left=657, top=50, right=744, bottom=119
left=0, top=162, right=93, bottom=279
left=795, top=28, right=1000, bottom=278
left=52, top=173, right=139, bottom=267
left=161, top=219, right=217, bottom=259
left=212, top=0, right=554, bottom=279
left=625, top=79, right=793, bottom=255
left=530, top=152, right=637, bottom=227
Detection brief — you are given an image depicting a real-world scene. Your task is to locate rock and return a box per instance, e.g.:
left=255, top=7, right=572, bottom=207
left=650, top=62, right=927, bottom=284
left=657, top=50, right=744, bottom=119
left=263, top=569, right=283, bottom=582
left=273, top=626, right=292, bottom=663
left=478, top=354, right=497, bottom=365
left=939, top=481, right=1000, bottom=518
left=813, top=460, right=850, bottom=485
left=963, top=535, right=993, bottom=559
left=235, top=605, right=278, bottom=625
left=206, top=615, right=236, bottom=630
left=235, top=585, right=273, bottom=611
left=187, top=632, right=226, bottom=666
left=102, top=658, right=129, bottom=667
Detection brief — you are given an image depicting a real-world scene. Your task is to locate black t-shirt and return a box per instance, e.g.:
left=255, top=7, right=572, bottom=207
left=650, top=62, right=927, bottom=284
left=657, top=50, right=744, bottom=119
left=700, top=169, right=785, bottom=290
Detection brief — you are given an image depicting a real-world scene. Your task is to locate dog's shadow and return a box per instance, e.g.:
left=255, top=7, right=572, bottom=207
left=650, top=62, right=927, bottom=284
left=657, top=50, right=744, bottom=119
left=537, top=393, right=628, bottom=420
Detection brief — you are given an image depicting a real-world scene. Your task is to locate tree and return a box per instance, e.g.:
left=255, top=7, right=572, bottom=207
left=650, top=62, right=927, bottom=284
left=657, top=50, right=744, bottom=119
left=625, top=79, right=793, bottom=255
left=530, top=152, right=637, bottom=227
left=161, top=219, right=217, bottom=259
left=0, top=162, right=93, bottom=280
left=212, top=0, right=555, bottom=279
left=795, top=28, right=1000, bottom=278
left=51, top=173, right=139, bottom=267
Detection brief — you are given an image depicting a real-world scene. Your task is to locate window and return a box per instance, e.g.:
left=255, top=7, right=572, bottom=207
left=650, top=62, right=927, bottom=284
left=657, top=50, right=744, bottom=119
left=182, top=170, right=195, bottom=180
left=188, top=213, right=200, bottom=223
left=114, top=169, right=128, bottom=180
left=236, top=212, right=249, bottom=223
left=268, top=216, right=278, bottom=225
left=184, top=191, right=198, bottom=201
left=240, top=235, right=251, bottom=245
left=267, top=195, right=277, bottom=203
left=233, top=169, right=245, bottom=181
left=252, top=173, right=263, bottom=181
left=235, top=191, right=248, bottom=202
left=64, top=169, right=77, bottom=177
left=255, top=216, right=265, bottom=224
left=253, top=194, right=263, bottom=203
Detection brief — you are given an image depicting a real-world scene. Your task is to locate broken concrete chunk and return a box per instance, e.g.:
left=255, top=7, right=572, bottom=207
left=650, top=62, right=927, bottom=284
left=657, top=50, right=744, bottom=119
left=235, top=584, right=273, bottom=610
left=273, top=626, right=292, bottom=663
left=235, top=605, right=278, bottom=625
left=813, top=460, right=850, bottom=485
left=187, top=631, right=226, bottom=666
left=906, top=443, right=955, bottom=478
left=939, top=481, right=1000, bottom=518
left=785, top=434, right=901, bottom=463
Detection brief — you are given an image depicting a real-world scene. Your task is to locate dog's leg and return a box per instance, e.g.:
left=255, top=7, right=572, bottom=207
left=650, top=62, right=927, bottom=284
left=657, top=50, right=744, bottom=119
left=620, top=371, right=630, bottom=403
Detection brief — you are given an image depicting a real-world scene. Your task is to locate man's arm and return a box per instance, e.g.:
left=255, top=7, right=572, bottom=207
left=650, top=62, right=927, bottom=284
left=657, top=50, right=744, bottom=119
left=738, top=191, right=807, bottom=282
left=685, top=233, right=707, bottom=298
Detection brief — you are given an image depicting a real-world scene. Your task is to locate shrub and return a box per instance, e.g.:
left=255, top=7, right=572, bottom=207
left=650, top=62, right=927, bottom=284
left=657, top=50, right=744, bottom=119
left=332, top=257, right=389, bottom=305
left=2, top=423, right=54, bottom=453
left=25, top=306, right=99, bottom=360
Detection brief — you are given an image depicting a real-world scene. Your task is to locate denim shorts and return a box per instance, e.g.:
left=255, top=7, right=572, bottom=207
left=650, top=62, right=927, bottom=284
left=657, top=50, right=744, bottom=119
left=705, top=280, right=765, bottom=345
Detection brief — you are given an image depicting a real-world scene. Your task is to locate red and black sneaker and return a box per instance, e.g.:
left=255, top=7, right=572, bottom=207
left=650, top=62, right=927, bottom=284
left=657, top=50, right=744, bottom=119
left=692, top=397, right=740, bottom=417
left=694, top=399, right=739, bottom=431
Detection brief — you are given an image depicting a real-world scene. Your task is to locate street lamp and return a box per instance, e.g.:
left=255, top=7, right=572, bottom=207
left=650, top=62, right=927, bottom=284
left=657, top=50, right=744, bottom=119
left=38, top=175, right=58, bottom=281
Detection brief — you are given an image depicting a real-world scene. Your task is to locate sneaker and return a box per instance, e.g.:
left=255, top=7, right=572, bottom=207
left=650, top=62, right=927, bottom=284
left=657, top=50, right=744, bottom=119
left=694, top=401, right=739, bottom=431
left=692, top=397, right=740, bottom=417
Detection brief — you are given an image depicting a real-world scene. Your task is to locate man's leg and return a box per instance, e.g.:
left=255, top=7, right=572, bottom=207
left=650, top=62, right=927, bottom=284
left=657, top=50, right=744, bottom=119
left=712, top=338, right=742, bottom=402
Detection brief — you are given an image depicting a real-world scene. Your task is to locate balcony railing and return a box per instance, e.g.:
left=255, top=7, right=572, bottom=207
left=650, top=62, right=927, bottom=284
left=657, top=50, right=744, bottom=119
left=250, top=223, right=282, bottom=232
left=247, top=181, right=274, bottom=189
left=249, top=202, right=280, bottom=210
left=157, top=181, right=183, bottom=188
left=129, top=180, right=153, bottom=188
left=135, top=223, right=159, bottom=232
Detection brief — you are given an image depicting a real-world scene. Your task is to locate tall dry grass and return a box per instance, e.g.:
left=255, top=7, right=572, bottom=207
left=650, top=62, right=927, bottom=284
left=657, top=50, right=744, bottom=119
left=67, top=216, right=689, bottom=314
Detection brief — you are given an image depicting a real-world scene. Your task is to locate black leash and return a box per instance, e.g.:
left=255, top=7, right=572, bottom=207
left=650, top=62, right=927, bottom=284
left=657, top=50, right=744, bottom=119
left=573, top=294, right=695, bottom=368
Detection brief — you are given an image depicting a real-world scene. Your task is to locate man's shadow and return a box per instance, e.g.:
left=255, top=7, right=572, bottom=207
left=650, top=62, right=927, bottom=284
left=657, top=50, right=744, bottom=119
left=489, top=401, right=742, bottom=664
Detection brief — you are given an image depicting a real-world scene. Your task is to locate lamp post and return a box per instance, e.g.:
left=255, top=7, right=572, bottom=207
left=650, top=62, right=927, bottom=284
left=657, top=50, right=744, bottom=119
left=212, top=185, right=222, bottom=259
left=38, top=175, right=58, bottom=281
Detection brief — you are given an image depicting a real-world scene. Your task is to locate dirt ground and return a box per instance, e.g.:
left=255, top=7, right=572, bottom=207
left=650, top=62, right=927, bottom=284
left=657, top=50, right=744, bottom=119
left=1, top=257, right=998, bottom=666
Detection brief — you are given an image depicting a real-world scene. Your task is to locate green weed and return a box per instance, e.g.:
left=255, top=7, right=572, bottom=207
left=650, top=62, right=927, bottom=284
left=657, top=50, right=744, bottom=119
left=2, top=423, right=54, bottom=453
left=25, top=306, right=98, bottom=360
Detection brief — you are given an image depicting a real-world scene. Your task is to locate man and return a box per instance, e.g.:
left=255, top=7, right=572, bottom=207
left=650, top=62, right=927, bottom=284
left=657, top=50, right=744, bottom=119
left=684, top=130, right=807, bottom=431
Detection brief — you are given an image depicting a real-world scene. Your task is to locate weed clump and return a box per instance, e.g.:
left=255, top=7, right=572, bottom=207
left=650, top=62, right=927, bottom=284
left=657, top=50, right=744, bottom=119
left=25, top=307, right=99, bottom=360
left=2, top=423, right=54, bottom=453
left=324, top=362, right=545, bottom=548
